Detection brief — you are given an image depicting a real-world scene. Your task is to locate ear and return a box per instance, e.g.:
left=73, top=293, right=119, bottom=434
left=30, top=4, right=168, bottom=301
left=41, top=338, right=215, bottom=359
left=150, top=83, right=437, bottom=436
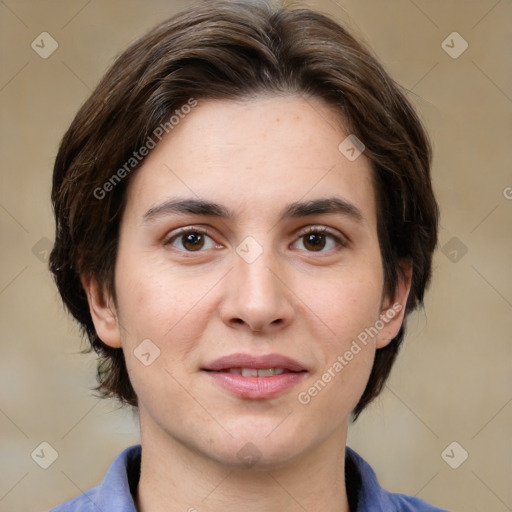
left=81, top=273, right=122, bottom=349
left=375, top=260, right=413, bottom=349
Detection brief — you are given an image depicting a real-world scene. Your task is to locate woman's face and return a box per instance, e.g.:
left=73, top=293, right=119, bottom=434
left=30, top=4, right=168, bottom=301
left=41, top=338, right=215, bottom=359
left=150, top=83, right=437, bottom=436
left=91, top=95, right=409, bottom=469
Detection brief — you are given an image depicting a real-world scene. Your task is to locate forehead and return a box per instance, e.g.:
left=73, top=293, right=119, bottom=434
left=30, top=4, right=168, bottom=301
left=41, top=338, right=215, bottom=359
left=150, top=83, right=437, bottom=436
left=124, top=95, right=376, bottom=227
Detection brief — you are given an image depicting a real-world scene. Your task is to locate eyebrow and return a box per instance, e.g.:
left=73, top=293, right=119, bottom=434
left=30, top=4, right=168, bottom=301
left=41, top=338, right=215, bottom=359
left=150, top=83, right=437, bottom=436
left=142, top=197, right=364, bottom=224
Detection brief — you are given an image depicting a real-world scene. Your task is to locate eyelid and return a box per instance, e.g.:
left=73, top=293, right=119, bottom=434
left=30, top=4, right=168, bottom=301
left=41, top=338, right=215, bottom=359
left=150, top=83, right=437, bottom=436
left=162, top=226, right=217, bottom=247
left=295, top=225, right=350, bottom=248
left=162, top=224, right=350, bottom=253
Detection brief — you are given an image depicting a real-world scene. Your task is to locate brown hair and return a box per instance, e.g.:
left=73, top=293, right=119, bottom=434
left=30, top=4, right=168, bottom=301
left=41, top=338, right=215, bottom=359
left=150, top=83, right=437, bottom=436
left=49, top=0, right=438, bottom=420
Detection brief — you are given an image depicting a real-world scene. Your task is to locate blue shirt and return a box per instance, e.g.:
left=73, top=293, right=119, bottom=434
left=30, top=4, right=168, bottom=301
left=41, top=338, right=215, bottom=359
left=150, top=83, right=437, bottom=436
left=50, top=444, right=450, bottom=511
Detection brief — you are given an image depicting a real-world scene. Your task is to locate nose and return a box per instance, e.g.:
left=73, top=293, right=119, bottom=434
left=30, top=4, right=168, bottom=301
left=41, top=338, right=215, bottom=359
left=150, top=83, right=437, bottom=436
left=219, top=247, right=294, bottom=334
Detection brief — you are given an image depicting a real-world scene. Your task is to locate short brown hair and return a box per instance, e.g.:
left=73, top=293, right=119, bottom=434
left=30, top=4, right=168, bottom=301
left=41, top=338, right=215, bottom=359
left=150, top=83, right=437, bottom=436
left=49, top=0, right=439, bottom=420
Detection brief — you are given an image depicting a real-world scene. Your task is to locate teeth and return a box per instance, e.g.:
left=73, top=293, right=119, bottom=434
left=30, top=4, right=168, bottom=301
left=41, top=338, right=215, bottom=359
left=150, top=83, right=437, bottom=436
left=257, top=368, right=284, bottom=377
left=227, top=368, right=286, bottom=377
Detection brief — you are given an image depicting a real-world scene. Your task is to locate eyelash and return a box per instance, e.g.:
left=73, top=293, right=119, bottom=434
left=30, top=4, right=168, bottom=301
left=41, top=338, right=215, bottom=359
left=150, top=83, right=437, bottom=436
left=163, top=225, right=348, bottom=254
left=297, top=226, right=349, bottom=251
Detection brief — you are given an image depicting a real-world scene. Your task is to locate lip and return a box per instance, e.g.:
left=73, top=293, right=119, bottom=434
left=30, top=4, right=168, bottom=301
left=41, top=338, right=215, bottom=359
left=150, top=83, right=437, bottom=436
left=201, top=353, right=308, bottom=399
left=202, top=353, right=306, bottom=372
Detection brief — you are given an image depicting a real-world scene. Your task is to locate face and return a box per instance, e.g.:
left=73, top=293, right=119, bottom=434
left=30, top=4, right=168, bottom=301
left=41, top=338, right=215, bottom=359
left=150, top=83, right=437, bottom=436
left=86, top=95, right=410, bottom=469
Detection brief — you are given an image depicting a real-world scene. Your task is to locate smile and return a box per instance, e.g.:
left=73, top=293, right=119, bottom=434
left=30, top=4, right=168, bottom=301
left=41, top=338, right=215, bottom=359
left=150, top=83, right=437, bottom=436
left=223, top=367, right=288, bottom=377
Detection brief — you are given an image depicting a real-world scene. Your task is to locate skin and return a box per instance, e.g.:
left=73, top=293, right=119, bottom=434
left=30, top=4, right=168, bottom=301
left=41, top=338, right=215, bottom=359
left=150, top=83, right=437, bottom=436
left=83, top=95, right=411, bottom=512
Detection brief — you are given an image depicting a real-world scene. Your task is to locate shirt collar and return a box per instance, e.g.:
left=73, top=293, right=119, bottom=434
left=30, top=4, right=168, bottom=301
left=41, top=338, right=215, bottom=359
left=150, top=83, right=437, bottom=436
left=93, top=444, right=396, bottom=511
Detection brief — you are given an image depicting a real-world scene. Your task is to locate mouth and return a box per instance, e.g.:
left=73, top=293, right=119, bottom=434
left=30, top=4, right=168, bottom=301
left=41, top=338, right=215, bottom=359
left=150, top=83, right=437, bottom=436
left=202, top=352, right=307, bottom=372
left=201, top=353, right=308, bottom=399
left=209, top=367, right=298, bottom=377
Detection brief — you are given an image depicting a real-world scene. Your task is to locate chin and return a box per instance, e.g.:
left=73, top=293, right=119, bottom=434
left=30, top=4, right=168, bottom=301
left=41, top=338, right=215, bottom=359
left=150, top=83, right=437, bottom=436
left=212, top=442, right=304, bottom=472
left=208, top=426, right=309, bottom=471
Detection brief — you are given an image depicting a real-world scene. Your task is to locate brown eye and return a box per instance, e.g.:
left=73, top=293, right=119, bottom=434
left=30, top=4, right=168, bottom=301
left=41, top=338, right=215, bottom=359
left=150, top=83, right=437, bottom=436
left=181, top=232, right=205, bottom=251
left=165, top=229, right=216, bottom=252
left=303, top=232, right=327, bottom=251
left=293, top=227, right=347, bottom=253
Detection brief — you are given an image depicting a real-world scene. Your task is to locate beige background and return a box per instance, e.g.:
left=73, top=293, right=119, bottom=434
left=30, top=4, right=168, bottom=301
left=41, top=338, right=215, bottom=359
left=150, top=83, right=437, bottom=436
left=1, top=0, right=511, bottom=511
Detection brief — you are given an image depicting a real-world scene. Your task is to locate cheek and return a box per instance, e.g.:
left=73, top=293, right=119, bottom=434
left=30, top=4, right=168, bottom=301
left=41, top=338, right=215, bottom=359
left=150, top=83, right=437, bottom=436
left=113, top=262, right=206, bottom=407
left=295, top=259, right=383, bottom=404
left=115, top=249, right=203, bottom=333
left=297, top=278, right=381, bottom=414
left=113, top=249, right=224, bottom=378
left=304, top=263, right=384, bottom=347
left=308, top=349, right=375, bottom=419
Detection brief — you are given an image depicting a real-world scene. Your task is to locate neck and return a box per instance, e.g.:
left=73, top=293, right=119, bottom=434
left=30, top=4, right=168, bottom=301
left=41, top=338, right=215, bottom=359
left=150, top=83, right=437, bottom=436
left=135, top=414, right=350, bottom=512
